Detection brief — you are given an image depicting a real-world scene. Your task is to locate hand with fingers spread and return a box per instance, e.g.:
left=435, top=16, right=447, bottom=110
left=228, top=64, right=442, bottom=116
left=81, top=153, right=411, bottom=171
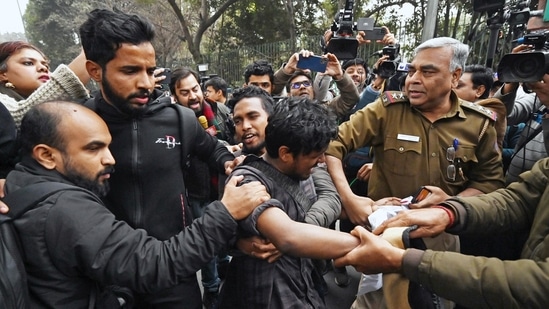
left=221, top=175, right=270, bottom=220
left=153, top=67, right=169, bottom=88
left=283, top=50, right=316, bottom=75
left=372, top=207, right=451, bottom=238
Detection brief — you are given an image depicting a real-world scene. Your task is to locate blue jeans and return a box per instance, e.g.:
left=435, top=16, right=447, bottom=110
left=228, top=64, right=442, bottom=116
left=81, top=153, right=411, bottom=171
left=189, top=198, right=225, bottom=292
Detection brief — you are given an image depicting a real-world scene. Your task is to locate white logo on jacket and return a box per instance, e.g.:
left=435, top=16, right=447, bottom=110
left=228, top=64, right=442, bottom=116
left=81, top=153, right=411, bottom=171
left=155, top=135, right=181, bottom=149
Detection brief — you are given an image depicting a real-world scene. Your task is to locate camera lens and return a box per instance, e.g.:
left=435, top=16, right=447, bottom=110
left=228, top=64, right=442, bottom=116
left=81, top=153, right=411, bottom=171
left=379, top=61, right=397, bottom=79
left=513, top=57, right=539, bottom=79
left=498, top=51, right=549, bottom=83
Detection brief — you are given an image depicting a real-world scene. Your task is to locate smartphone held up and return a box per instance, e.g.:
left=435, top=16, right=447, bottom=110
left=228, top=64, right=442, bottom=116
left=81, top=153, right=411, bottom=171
left=296, top=55, right=328, bottom=72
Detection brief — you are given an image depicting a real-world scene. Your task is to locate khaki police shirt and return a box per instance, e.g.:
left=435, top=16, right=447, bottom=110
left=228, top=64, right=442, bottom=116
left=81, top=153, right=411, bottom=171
left=326, top=91, right=505, bottom=200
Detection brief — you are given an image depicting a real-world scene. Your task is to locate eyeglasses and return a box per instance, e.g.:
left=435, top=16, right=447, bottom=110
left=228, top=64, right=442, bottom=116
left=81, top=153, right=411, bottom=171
left=290, top=81, right=312, bottom=89
left=446, top=146, right=456, bottom=181
left=446, top=138, right=464, bottom=181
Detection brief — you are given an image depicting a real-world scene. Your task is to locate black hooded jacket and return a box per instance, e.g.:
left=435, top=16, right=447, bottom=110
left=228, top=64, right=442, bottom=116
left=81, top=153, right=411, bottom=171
left=5, top=158, right=239, bottom=308
left=85, top=89, right=235, bottom=240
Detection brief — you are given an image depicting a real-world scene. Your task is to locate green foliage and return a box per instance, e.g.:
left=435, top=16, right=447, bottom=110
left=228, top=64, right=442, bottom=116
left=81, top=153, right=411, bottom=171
left=25, top=0, right=90, bottom=68
left=19, top=0, right=515, bottom=85
left=219, top=0, right=325, bottom=44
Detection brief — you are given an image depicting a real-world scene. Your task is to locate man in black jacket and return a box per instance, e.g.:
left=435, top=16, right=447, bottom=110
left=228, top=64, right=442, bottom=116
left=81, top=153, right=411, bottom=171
left=5, top=101, right=269, bottom=308
left=79, top=9, right=237, bottom=308
left=169, top=67, right=235, bottom=307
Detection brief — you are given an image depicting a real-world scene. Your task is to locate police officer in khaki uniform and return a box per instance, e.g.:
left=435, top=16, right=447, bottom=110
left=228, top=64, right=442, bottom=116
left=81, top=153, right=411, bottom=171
left=325, top=37, right=505, bottom=309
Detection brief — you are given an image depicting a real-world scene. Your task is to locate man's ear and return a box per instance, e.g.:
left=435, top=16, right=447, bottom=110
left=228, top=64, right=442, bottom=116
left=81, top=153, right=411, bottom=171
left=278, top=146, right=293, bottom=163
left=452, top=69, right=462, bottom=88
left=476, top=85, right=486, bottom=98
left=33, top=144, right=60, bottom=170
left=86, top=60, right=102, bottom=83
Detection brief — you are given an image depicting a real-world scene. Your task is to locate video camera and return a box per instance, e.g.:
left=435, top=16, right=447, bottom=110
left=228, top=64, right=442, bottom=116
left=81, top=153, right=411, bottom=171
left=497, top=31, right=549, bottom=82
left=199, top=74, right=219, bottom=88
left=325, top=0, right=360, bottom=60
left=373, top=44, right=402, bottom=79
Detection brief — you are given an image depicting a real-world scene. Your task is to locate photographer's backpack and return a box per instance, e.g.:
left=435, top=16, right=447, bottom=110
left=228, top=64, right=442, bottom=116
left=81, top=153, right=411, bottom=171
left=0, top=182, right=83, bottom=308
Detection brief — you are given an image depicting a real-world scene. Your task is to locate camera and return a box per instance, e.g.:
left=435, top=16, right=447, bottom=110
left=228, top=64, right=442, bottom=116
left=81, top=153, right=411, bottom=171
left=376, top=44, right=401, bottom=79
left=325, top=0, right=359, bottom=60
left=497, top=32, right=549, bottom=83
left=199, top=74, right=219, bottom=88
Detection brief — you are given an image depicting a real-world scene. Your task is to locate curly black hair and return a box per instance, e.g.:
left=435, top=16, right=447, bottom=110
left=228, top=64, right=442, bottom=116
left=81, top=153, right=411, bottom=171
left=264, top=97, right=338, bottom=158
left=243, top=60, right=274, bottom=84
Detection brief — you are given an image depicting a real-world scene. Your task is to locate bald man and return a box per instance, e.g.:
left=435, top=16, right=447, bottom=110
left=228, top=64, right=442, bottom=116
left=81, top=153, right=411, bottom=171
left=4, top=101, right=269, bottom=308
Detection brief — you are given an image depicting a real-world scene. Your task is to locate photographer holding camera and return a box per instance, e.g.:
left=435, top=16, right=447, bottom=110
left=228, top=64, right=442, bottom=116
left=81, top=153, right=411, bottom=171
left=272, top=50, right=359, bottom=122
left=494, top=43, right=549, bottom=185
left=318, top=27, right=398, bottom=112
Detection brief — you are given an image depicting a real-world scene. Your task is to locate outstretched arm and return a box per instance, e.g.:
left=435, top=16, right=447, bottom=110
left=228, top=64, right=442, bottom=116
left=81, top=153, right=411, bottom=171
left=334, top=226, right=404, bottom=274
left=257, top=207, right=359, bottom=260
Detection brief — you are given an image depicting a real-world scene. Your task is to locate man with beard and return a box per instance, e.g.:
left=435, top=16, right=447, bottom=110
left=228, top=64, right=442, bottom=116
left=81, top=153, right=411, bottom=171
left=229, top=86, right=340, bottom=228
left=4, top=101, right=269, bottom=308
left=219, top=96, right=360, bottom=309
left=79, top=9, right=237, bottom=309
left=168, top=67, right=234, bottom=308
left=229, top=86, right=342, bottom=296
left=170, top=67, right=234, bottom=144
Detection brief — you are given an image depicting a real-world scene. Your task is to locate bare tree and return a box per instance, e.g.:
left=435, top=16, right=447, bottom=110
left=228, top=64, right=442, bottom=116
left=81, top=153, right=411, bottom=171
left=166, top=0, right=238, bottom=64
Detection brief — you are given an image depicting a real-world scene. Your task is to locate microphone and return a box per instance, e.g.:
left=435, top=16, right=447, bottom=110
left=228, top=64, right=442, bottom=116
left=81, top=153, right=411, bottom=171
left=198, top=115, right=208, bottom=129
left=370, top=50, right=383, bottom=57
left=198, top=115, right=217, bottom=136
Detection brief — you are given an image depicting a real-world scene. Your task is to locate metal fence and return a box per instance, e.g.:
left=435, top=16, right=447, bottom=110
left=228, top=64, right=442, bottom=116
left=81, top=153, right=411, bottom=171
left=176, top=35, right=385, bottom=88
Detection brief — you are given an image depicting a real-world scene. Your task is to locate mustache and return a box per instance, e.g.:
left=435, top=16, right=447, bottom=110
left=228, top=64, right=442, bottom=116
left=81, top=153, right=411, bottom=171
left=128, top=90, right=151, bottom=99
left=98, top=166, right=115, bottom=177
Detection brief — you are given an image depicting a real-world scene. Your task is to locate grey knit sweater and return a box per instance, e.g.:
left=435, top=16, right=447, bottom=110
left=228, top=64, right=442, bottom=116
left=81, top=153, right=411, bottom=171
left=1, top=64, right=89, bottom=128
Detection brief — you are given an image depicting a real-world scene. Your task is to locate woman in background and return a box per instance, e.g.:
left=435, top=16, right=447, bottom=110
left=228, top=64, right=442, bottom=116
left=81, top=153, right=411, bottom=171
left=0, top=41, right=90, bottom=177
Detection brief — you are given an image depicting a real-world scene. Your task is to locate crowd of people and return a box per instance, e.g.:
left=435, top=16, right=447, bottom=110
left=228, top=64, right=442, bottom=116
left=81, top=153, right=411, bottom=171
left=1, top=7, right=549, bottom=309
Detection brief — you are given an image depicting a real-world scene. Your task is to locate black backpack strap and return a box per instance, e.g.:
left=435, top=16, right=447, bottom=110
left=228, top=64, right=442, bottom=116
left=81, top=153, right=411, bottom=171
left=2, top=182, right=81, bottom=219
left=510, top=125, right=543, bottom=162
left=169, top=104, right=198, bottom=171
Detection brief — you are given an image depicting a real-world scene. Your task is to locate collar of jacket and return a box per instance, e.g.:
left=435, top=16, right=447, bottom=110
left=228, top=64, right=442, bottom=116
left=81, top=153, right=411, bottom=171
left=91, top=89, right=172, bottom=121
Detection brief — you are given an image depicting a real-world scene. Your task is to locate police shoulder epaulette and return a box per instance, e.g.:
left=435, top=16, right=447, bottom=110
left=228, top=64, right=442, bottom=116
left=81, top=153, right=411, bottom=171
left=460, top=101, right=497, bottom=121
left=380, top=91, right=408, bottom=106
